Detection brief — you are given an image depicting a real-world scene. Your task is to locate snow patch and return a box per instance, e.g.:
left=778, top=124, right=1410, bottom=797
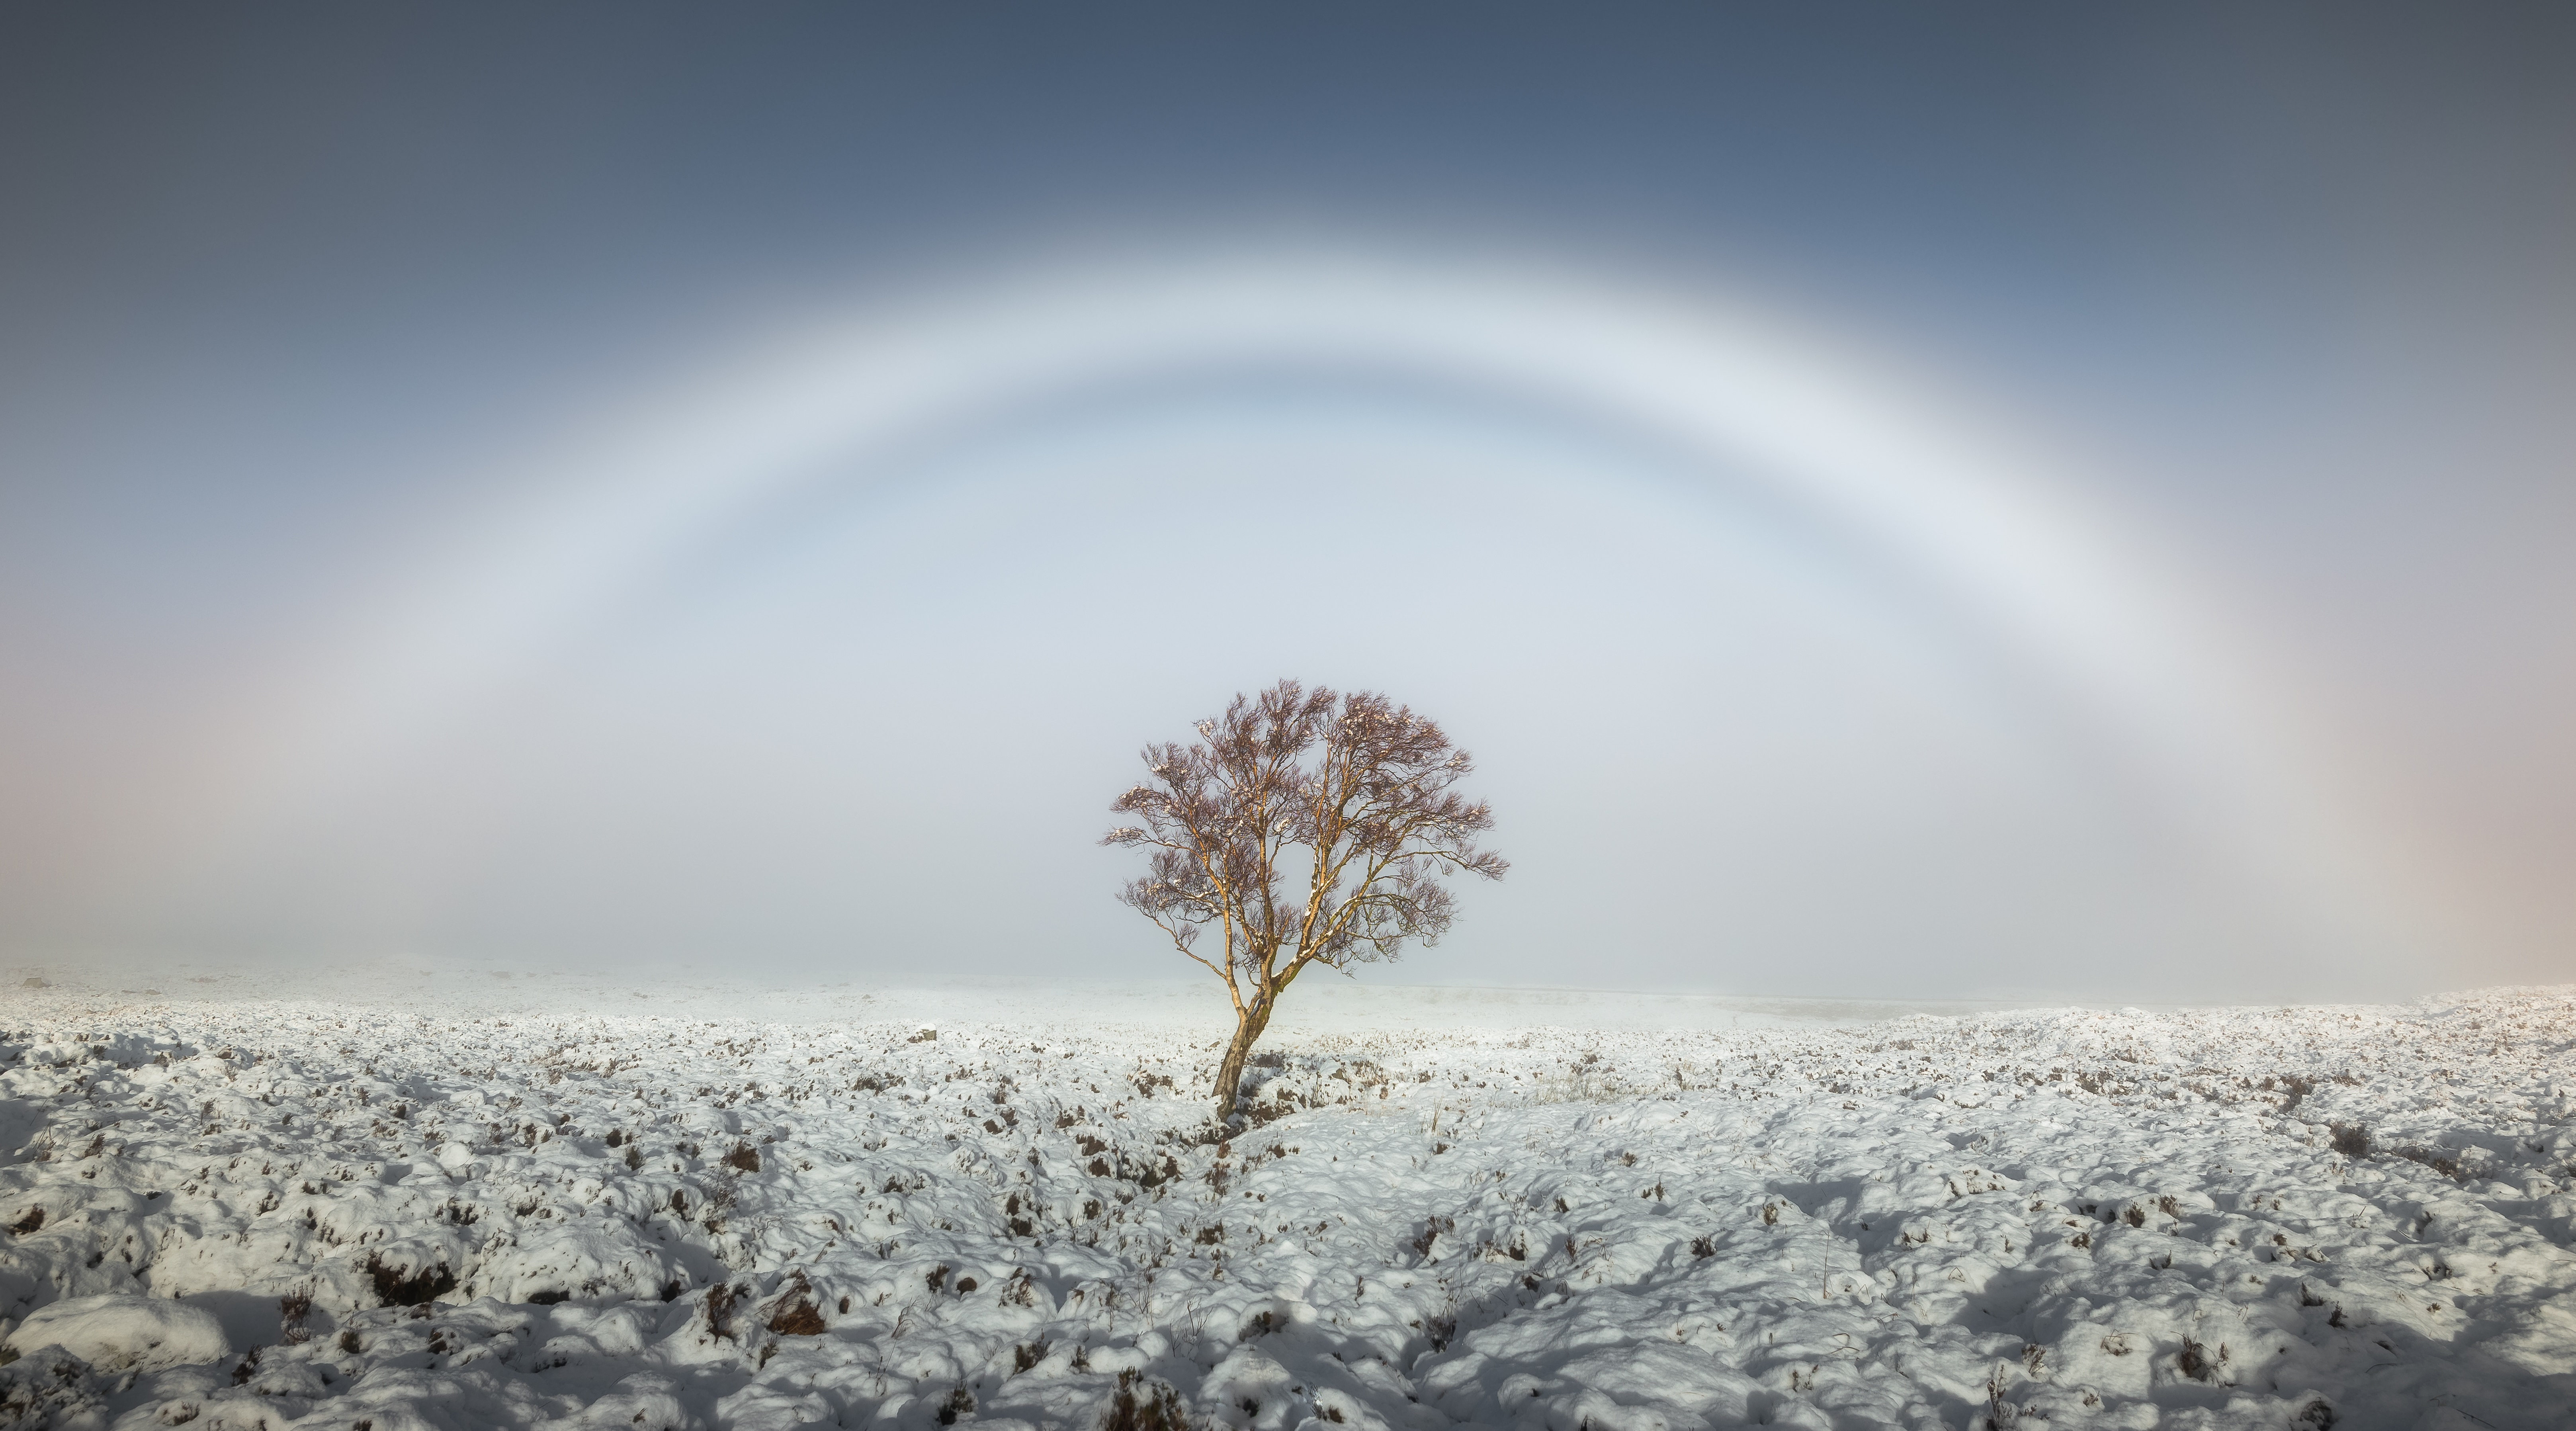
left=4, top=1292, right=230, bottom=1371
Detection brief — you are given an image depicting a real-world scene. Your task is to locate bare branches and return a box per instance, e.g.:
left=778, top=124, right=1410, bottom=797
left=1101, top=680, right=1506, bottom=1114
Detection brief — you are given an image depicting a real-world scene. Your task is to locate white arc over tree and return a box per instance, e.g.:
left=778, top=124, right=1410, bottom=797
left=205, top=246, right=2439, bottom=969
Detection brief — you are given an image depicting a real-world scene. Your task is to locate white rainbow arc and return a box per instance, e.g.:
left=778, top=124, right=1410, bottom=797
left=226, top=246, right=2426, bottom=957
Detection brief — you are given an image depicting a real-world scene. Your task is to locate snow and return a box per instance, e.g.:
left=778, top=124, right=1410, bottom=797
left=0, top=973, right=2570, bottom=1430
left=3, top=1295, right=229, bottom=1372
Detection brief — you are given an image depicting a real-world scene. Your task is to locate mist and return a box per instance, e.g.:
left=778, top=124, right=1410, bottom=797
left=4, top=4, right=2572, bottom=1001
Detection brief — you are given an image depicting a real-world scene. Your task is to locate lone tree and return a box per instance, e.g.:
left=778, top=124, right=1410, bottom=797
left=1103, top=680, right=1506, bottom=1120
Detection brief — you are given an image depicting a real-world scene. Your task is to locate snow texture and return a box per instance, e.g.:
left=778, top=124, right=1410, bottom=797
left=0, top=978, right=2570, bottom=1431
left=3, top=1296, right=228, bottom=1372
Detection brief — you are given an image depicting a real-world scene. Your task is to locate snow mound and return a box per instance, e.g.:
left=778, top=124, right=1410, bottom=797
left=4, top=1292, right=230, bottom=1370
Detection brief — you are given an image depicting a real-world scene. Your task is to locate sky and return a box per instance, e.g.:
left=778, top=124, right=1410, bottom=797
left=1, top=4, right=2570, bottom=1001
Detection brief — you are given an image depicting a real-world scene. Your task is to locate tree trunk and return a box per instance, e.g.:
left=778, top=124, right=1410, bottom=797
left=1213, top=996, right=1273, bottom=1121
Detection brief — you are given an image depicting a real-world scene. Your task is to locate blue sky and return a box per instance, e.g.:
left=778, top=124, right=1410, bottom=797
left=2, top=4, right=2570, bottom=997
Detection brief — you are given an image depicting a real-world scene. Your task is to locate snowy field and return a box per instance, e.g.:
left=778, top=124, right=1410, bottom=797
left=1, top=974, right=2572, bottom=1431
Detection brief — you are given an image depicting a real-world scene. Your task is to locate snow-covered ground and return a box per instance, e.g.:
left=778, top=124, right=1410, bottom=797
left=1, top=974, right=2571, bottom=1431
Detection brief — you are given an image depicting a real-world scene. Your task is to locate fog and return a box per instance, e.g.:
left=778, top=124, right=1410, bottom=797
left=3, top=5, right=2571, bottom=1000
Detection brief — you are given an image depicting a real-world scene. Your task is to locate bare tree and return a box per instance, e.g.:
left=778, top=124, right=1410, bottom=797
left=1102, top=680, right=1507, bottom=1120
